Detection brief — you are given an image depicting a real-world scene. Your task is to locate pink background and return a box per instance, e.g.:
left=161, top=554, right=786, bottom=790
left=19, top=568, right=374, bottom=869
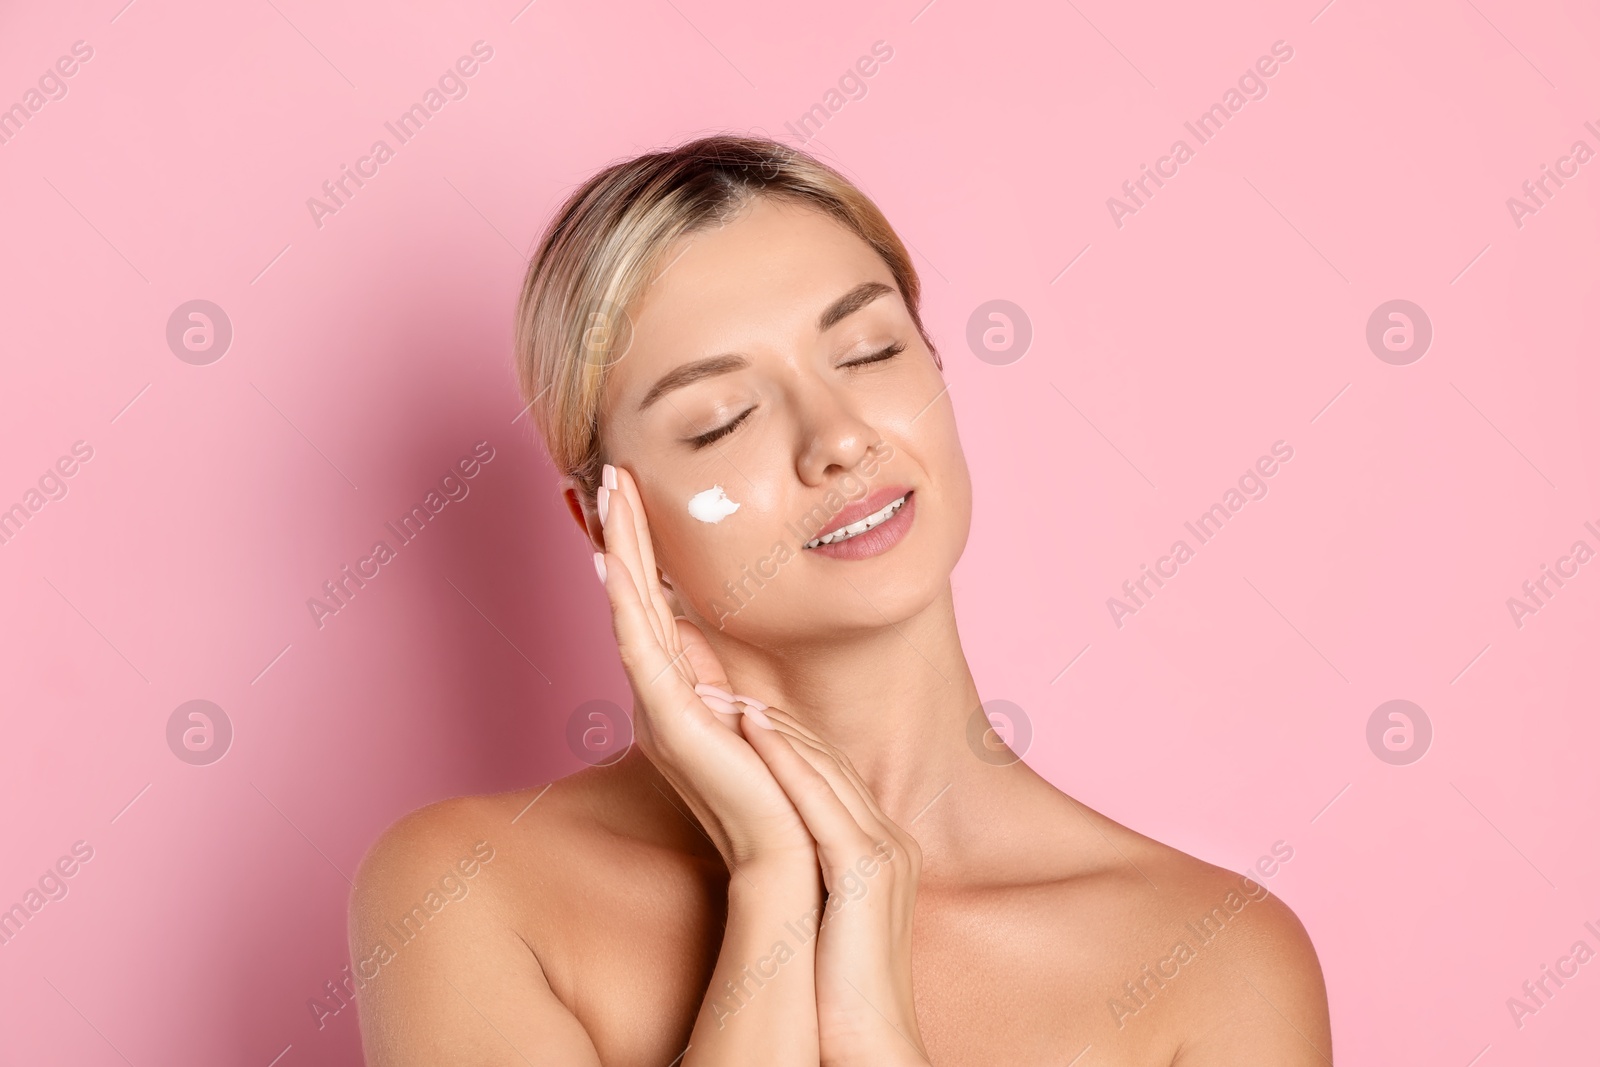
left=2, top=0, right=1597, bottom=1062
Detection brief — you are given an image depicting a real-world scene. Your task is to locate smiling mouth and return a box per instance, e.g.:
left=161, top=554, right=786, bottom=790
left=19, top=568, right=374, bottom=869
left=802, top=493, right=909, bottom=549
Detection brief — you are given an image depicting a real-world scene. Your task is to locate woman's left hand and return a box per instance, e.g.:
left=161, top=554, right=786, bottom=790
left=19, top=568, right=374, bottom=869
left=740, top=708, right=932, bottom=1067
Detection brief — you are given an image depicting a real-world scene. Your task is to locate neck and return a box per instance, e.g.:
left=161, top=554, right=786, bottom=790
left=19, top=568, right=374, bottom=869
left=711, top=583, right=990, bottom=831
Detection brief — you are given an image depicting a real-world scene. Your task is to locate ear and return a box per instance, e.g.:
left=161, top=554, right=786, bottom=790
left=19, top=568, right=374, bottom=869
left=559, top=476, right=604, bottom=553
left=561, top=471, right=684, bottom=612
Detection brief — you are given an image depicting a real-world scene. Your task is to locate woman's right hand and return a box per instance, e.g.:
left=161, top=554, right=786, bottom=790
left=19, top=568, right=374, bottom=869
left=594, top=462, right=819, bottom=880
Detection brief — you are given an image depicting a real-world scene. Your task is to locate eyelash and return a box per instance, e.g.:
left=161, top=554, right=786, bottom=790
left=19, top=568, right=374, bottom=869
left=842, top=340, right=906, bottom=368
left=687, top=341, right=907, bottom=449
left=690, top=407, right=754, bottom=449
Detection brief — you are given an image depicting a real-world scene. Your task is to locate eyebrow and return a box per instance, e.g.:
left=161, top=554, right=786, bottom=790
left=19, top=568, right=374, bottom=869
left=637, top=353, right=750, bottom=411
left=637, top=281, right=897, bottom=412
left=816, top=280, right=895, bottom=333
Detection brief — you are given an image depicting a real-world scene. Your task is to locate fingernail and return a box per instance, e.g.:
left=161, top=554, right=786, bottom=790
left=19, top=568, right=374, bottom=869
left=602, top=463, right=618, bottom=491
left=597, top=485, right=610, bottom=527
left=695, top=682, right=736, bottom=703
left=741, top=704, right=776, bottom=730
left=593, top=551, right=607, bottom=584
left=700, top=694, right=739, bottom=716
left=731, top=693, right=769, bottom=712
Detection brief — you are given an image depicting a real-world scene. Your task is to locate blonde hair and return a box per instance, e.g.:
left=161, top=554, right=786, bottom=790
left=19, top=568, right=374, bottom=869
left=512, top=133, right=940, bottom=504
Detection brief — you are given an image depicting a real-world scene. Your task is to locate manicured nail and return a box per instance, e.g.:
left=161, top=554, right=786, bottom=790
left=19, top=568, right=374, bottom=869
left=602, top=463, right=618, bottom=491
left=695, top=682, right=736, bottom=703
left=593, top=551, right=606, bottom=584
left=741, top=704, right=776, bottom=730
left=597, top=485, right=610, bottom=527
left=700, top=694, right=739, bottom=716
left=731, top=693, right=769, bottom=712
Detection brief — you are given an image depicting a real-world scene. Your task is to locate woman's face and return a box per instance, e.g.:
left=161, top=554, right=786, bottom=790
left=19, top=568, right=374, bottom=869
left=593, top=195, right=971, bottom=644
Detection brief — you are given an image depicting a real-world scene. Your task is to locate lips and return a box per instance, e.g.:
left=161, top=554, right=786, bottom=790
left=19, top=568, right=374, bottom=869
left=811, top=486, right=914, bottom=541
left=802, top=490, right=915, bottom=559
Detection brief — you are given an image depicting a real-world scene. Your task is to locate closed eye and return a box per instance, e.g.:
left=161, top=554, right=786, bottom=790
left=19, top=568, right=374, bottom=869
left=686, top=342, right=903, bottom=449
left=840, top=340, right=906, bottom=368
left=688, top=406, right=756, bottom=449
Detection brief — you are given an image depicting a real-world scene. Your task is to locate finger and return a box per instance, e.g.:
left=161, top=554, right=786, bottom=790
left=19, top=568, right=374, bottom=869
left=694, top=688, right=747, bottom=732
left=615, top=466, right=680, bottom=652
left=766, top=729, right=884, bottom=836
left=824, top=752, right=891, bottom=828
left=676, top=620, right=731, bottom=691
left=740, top=716, right=876, bottom=875
left=694, top=686, right=753, bottom=725
left=759, top=707, right=841, bottom=755
left=601, top=488, right=667, bottom=649
left=761, top=709, right=891, bottom=827
left=598, top=551, right=701, bottom=734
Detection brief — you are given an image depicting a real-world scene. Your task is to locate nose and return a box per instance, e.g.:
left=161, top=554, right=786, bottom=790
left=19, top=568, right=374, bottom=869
left=795, top=380, right=878, bottom=487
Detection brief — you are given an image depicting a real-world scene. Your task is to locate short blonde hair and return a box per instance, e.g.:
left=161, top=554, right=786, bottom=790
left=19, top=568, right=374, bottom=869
left=512, top=133, right=940, bottom=503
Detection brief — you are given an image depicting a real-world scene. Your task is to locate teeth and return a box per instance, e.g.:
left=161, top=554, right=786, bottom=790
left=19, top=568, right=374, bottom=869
left=804, top=495, right=907, bottom=549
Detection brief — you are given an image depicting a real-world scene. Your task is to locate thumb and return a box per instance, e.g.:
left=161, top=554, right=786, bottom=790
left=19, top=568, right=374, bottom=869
left=675, top=616, right=745, bottom=729
left=674, top=615, right=729, bottom=689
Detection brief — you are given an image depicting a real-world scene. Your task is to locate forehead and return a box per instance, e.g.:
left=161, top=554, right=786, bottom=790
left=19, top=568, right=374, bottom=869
left=607, top=198, right=894, bottom=396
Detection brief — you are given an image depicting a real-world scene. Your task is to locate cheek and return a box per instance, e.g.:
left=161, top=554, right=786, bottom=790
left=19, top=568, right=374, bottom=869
left=901, top=399, right=972, bottom=543
left=686, top=484, right=742, bottom=523
left=651, top=484, right=798, bottom=612
left=649, top=485, right=757, bottom=572
left=938, top=413, right=972, bottom=496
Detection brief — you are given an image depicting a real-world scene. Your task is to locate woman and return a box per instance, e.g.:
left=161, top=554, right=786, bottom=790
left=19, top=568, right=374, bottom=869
left=348, top=134, right=1333, bottom=1065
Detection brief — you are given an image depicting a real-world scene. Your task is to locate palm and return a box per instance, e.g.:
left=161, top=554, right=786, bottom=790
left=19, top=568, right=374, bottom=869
left=597, top=467, right=814, bottom=866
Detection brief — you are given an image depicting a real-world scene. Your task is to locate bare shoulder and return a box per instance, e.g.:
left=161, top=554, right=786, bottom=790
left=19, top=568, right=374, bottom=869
left=351, top=791, right=509, bottom=900
left=345, top=781, right=616, bottom=1066
left=348, top=765, right=648, bottom=939
left=352, top=750, right=676, bottom=883
left=346, top=762, right=723, bottom=1065
left=1065, top=800, right=1332, bottom=1063
left=346, top=785, right=547, bottom=956
left=1121, top=822, right=1324, bottom=976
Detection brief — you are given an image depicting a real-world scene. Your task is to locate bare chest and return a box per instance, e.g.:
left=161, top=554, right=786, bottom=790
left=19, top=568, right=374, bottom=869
left=528, top=875, right=1182, bottom=1067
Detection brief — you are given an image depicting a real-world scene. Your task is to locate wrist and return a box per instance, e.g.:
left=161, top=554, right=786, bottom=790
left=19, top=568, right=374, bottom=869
left=728, top=851, right=820, bottom=893
left=825, top=1051, right=930, bottom=1067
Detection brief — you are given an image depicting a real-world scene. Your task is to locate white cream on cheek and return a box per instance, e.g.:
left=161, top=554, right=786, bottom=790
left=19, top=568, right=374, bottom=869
left=688, top=485, right=740, bottom=523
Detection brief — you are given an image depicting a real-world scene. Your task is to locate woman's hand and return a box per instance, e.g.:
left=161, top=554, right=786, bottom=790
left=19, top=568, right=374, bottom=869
left=594, top=462, right=924, bottom=1064
left=593, top=463, right=818, bottom=880
left=741, top=710, right=932, bottom=1067
left=596, top=464, right=827, bottom=1064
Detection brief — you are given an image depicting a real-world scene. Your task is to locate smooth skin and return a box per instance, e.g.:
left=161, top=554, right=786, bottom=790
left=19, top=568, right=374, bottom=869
left=349, top=196, right=1333, bottom=1065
